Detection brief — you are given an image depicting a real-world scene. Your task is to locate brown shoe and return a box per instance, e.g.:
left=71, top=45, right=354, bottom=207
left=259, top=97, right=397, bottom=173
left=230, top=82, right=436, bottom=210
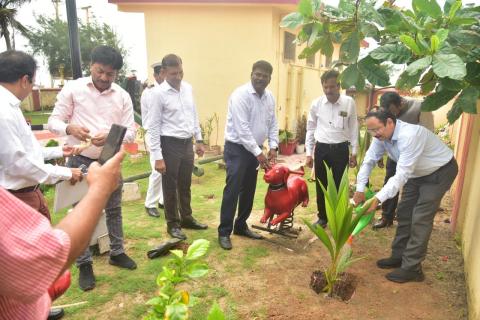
left=373, top=217, right=393, bottom=230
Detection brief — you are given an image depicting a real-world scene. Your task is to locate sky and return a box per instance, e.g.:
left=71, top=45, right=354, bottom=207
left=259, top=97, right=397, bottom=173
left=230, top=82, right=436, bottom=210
left=1, top=0, right=477, bottom=87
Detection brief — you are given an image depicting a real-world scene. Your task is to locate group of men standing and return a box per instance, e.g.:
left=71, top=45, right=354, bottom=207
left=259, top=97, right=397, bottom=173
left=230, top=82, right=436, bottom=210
left=0, top=43, right=458, bottom=319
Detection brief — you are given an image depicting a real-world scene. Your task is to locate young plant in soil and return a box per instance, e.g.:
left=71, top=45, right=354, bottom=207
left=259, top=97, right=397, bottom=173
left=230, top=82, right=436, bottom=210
left=304, top=165, right=375, bottom=300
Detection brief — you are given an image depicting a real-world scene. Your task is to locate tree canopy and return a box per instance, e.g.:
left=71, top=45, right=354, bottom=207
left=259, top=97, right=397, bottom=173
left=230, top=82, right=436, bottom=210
left=27, top=15, right=128, bottom=80
left=0, top=0, right=30, bottom=50
left=282, top=0, right=480, bottom=123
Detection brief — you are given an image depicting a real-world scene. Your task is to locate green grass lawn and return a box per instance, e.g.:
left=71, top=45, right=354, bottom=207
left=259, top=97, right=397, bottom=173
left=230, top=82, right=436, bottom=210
left=47, top=153, right=387, bottom=319
left=23, top=111, right=52, bottom=125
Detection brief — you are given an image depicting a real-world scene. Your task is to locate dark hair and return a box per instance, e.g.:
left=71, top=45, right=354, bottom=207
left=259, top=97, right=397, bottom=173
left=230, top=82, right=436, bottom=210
left=252, top=60, right=273, bottom=75
left=161, top=54, right=182, bottom=68
left=320, top=69, right=340, bottom=84
left=0, top=50, right=36, bottom=83
left=366, top=107, right=397, bottom=125
left=90, top=45, right=123, bottom=70
left=153, top=65, right=163, bottom=75
left=380, top=91, right=402, bottom=109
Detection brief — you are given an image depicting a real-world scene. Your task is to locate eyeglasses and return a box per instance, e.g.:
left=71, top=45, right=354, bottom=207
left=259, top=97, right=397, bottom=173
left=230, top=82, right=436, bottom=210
left=367, top=126, right=384, bottom=135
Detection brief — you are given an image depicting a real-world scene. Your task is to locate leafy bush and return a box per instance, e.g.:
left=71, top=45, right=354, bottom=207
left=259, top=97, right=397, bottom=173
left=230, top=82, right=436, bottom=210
left=295, top=114, right=307, bottom=145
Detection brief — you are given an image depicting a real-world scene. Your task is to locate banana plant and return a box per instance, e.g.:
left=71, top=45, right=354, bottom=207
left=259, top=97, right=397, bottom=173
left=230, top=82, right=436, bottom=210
left=304, top=165, right=373, bottom=296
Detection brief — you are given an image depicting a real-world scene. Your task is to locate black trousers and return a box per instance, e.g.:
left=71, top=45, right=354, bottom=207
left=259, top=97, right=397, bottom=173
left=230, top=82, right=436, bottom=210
left=314, top=141, right=349, bottom=221
left=218, top=141, right=259, bottom=237
left=161, top=136, right=195, bottom=229
left=381, top=157, right=399, bottom=220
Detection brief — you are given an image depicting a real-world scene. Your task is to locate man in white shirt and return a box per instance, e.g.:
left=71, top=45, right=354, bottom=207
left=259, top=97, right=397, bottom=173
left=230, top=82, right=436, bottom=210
left=354, top=108, right=457, bottom=283
left=373, top=91, right=435, bottom=229
left=141, top=62, right=164, bottom=218
left=305, top=69, right=359, bottom=228
left=48, top=46, right=137, bottom=292
left=218, top=60, right=279, bottom=250
left=149, top=54, right=208, bottom=241
left=0, top=50, right=83, bottom=221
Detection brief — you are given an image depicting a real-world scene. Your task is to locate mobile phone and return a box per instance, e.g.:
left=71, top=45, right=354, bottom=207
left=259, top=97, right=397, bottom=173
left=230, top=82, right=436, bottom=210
left=98, top=124, right=127, bottom=165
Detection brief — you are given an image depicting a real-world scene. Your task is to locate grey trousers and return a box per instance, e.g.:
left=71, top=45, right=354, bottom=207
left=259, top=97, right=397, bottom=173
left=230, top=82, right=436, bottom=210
left=67, top=155, right=125, bottom=266
left=391, top=158, right=458, bottom=271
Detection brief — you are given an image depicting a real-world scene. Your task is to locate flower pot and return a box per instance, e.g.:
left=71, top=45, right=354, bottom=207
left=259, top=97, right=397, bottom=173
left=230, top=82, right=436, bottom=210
left=279, top=141, right=296, bottom=156
left=296, top=144, right=305, bottom=154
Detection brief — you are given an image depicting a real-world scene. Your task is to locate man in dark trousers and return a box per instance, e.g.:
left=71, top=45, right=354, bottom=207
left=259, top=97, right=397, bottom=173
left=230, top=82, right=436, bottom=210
left=305, top=69, right=359, bottom=228
left=218, top=60, right=279, bottom=250
left=374, top=92, right=434, bottom=229
left=354, top=109, right=457, bottom=283
left=149, top=54, right=208, bottom=240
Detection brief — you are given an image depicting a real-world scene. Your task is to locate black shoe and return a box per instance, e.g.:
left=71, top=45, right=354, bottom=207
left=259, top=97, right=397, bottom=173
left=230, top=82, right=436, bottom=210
left=376, top=257, right=402, bottom=269
left=168, top=227, right=187, bottom=240
left=109, top=253, right=137, bottom=270
left=233, top=227, right=263, bottom=239
left=181, top=218, right=208, bottom=230
left=312, top=218, right=327, bottom=229
left=158, top=203, right=165, bottom=209
left=47, top=308, right=65, bottom=320
left=373, top=217, right=393, bottom=229
left=145, top=207, right=160, bottom=218
left=147, top=238, right=184, bottom=259
left=386, top=268, right=425, bottom=283
left=78, top=263, right=95, bottom=291
left=218, top=236, right=232, bottom=250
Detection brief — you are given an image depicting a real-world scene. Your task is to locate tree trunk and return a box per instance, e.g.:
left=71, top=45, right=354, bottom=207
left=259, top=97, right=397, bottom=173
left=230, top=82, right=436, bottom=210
left=3, top=25, right=12, bottom=50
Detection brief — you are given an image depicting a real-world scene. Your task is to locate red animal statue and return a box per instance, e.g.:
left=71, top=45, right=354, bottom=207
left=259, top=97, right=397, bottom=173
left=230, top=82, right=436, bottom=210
left=261, top=164, right=309, bottom=226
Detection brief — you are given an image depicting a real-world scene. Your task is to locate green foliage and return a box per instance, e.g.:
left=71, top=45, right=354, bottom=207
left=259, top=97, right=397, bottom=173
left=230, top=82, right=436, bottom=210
left=200, top=113, right=219, bottom=147
left=280, top=0, right=480, bottom=123
left=295, top=114, right=307, bottom=144
left=303, top=165, right=365, bottom=296
left=279, top=129, right=295, bottom=143
left=145, top=239, right=218, bottom=320
left=0, top=0, right=30, bottom=50
left=26, top=15, right=128, bottom=80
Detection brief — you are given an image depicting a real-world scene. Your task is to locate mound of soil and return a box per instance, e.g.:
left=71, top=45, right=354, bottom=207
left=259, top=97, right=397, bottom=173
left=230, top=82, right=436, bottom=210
left=310, top=271, right=357, bottom=301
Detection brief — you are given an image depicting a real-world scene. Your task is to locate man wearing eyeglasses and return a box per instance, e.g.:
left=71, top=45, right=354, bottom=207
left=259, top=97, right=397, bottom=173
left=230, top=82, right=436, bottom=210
left=305, top=69, right=359, bottom=228
left=48, top=46, right=137, bottom=292
left=353, top=109, right=457, bottom=283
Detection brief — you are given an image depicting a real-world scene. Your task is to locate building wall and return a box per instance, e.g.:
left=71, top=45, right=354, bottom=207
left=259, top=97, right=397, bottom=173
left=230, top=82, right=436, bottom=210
left=454, top=102, right=480, bottom=320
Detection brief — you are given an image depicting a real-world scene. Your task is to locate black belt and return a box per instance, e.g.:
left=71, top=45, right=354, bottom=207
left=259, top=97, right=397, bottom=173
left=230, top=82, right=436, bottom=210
left=161, top=136, right=193, bottom=144
left=316, top=141, right=348, bottom=148
left=226, top=140, right=263, bottom=150
left=8, top=184, right=40, bottom=193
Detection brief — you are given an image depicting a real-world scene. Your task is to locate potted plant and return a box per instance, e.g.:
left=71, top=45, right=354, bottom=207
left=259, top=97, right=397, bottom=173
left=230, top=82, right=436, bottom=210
left=295, top=114, right=307, bottom=154
left=278, top=129, right=296, bottom=156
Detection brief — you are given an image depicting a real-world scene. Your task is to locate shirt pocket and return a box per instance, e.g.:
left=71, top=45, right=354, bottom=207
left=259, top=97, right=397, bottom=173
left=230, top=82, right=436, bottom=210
left=332, top=114, right=345, bottom=129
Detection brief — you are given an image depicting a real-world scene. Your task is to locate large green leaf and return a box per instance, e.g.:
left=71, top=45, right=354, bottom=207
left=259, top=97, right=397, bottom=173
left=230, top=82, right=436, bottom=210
left=396, top=70, right=422, bottom=90
left=412, top=0, right=442, bottom=18
left=299, top=38, right=323, bottom=59
left=465, top=62, right=480, bottom=86
left=400, top=34, right=422, bottom=55
left=207, top=302, right=226, bottom=320
left=406, top=56, right=432, bottom=76
left=358, top=57, right=390, bottom=87
left=339, top=31, right=360, bottom=63
left=165, top=303, right=189, bottom=320
left=432, top=53, right=466, bottom=80
left=421, top=89, right=460, bottom=111
left=298, top=0, right=313, bottom=17
left=448, top=30, right=480, bottom=47
left=369, top=43, right=411, bottom=64
left=186, top=239, right=210, bottom=261
left=304, top=219, right=334, bottom=259
left=185, top=262, right=209, bottom=278
left=455, top=87, right=480, bottom=114
left=447, top=103, right=463, bottom=123
left=281, top=12, right=304, bottom=29
left=438, top=78, right=465, bottom=92
left=340, top=64, right=361, bottom=89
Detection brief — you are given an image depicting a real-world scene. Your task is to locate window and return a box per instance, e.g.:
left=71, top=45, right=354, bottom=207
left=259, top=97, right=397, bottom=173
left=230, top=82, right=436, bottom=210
left=283, top=32, right=296, bottom=61
left=306, top=53, right=315, bottom=66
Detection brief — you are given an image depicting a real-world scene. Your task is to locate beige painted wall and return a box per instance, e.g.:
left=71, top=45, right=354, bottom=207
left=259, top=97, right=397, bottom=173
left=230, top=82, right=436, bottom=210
left=454, top=101, right=480, bottom=320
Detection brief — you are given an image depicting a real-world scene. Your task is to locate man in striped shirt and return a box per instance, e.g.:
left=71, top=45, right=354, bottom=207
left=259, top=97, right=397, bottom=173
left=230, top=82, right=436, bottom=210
left=0, top=151, right=124, bottom=320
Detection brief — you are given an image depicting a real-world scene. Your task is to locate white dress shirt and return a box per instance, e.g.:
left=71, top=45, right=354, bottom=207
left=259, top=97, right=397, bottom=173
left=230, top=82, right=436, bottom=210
left=224, top=82, right=279, bottom=156
left=356, top=120, right=453, bottom=203
left=305, top=95, right=359, bottom=156
left=149, top=80, right=202, bottom=161
left=48, top=77, right=136, bottom=159
left=140, top=81, right=161, bottom=131
left=0, top=85, right=72, bottom=190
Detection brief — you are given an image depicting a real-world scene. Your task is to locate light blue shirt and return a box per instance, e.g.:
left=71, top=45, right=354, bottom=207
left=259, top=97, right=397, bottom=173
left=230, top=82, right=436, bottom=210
left=356, top=120, right=453, bottom=203
left=149, top=80, right=202, bottom=161
left=224, top=82, right=279, bottom=156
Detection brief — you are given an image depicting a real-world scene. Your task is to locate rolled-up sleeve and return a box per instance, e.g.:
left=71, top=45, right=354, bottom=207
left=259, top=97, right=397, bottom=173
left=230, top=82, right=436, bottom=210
left=0, top=190, right=71, bottom=302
